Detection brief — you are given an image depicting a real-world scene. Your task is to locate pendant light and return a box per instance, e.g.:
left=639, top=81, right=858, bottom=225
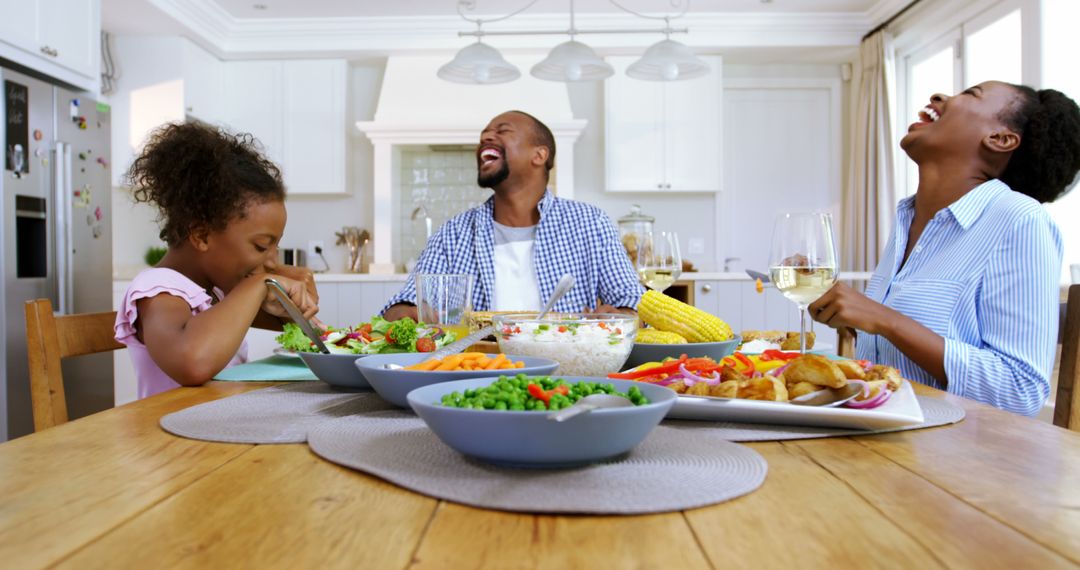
left=439, top=0, right=706, bottom=85
left=437, top=39, right=522, bottom=84
left=531, top=39, right=613, bottom=82
left=626, top=38, right=710, bottom=81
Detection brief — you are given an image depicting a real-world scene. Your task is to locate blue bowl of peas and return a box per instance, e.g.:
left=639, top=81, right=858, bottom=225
left=406, top=375, right=677, bottom=468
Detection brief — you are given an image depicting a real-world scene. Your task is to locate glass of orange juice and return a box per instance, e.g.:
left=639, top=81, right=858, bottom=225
left=415, top=273, right=474, bottom=341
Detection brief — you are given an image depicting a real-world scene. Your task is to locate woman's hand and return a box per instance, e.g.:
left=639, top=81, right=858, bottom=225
left=262, top=274, right=320, bottom=321
left=807, top=282, right=894, bottom=335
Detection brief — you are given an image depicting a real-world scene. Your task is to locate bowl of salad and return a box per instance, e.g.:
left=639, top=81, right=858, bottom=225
left=492, top=313, right=637, bottom=376
left=276, top=317, right=457, bottom=389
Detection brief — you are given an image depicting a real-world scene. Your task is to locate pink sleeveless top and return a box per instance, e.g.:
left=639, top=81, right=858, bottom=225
left=115, top=268, right=248, bottom=399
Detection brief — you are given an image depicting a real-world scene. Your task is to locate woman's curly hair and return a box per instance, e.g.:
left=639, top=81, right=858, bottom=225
left=125, top=122, right=285, bottom=246
left=999, top=85, right=1080, bottom=203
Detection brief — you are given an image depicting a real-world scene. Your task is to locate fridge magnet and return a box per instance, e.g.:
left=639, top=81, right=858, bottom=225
left=74, top=185, right=91, bottom=208
left=95, top=206, right=103, bottom=221
left=78, top=152, right=86, bottom=161
left=96, top=157, right=108, bottom=168
left=33, top=129, right=42, bottom=141
left=92, top=225, right=102, bottom=239
left=86, top=213, right=93, bottom=226
left=5, top=80, right=30, bottom=175
left=69, top=99, right=79, bottom=119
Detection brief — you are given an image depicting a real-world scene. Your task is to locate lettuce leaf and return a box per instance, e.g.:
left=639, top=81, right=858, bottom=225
left=275, top=323, right=318, bottom=353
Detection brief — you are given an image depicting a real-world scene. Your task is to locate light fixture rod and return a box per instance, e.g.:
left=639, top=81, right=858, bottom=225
left=458, top=27, right=688, bottom=37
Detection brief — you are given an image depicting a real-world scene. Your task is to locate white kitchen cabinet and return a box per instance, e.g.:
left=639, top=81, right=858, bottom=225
left=222, top=59, right=347, bottom=194
left=337, top=282, right=401, bottom=324
left=281, top=60, right=347, bottom=195
left=37, top=0, right=97, bottom=80
left=0, top=1, right=37, bottom=52
left=604, top=55, right=722, bottom=192
left=0, top=0, right=100, bottom=92
left=693, top=280, right=744, bottom=334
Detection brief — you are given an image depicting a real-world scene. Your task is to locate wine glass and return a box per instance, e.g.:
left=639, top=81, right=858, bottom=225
left=636, top=231, right=682, bottom=293
left=768, top=213, right=838, bottom=354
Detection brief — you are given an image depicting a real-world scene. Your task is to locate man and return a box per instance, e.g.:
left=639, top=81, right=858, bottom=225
left=382, top=110, right=643, bottom=320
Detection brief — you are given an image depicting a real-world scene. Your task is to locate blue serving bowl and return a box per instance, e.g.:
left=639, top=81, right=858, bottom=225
left=298, top=352, right=372, bottom=389
left=355, top=353, right=560, bottom=408
left=406, top=377, right=676, bottom=468
left=623, top=335, right=742, bottom=370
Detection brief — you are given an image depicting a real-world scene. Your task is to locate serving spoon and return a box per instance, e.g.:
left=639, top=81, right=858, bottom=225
left=789, top=382, right=864, bottom=407
left=547, top=393, right=634, bottom=422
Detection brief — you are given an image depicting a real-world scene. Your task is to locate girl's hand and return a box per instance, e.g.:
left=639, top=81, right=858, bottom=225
left=262, top=274, right=320, bottom=321
left=269, top=264, right=319, bottom=306
left=807, top=282, right=894, bottom=335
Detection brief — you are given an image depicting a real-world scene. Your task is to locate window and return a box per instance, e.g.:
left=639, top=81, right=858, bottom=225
left=898, top=2, right=1024, bottom=199
left=964, top=8, right=1022, bottom=87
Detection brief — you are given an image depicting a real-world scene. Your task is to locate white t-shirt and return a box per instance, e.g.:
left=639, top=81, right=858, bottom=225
left=492, top=221, right=541, bottom=311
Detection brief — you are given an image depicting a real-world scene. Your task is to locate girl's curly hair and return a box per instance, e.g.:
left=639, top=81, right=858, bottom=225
left=125, top=122, right=285, bottom=246
left=999, top=85, right=1080, bottom=203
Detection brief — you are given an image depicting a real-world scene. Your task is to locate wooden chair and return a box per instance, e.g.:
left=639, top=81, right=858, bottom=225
left=24, top=299, right=125, bottom=432
left=1054, top=284, right=1080, bottom=431
left=838, top=327, right=857, bottom=358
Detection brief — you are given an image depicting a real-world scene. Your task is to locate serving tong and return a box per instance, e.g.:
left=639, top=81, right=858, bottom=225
left=265, top=278, right=330, bottom=354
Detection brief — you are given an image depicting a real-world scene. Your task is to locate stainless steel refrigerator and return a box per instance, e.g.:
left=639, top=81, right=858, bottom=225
left=1, top=66, right=112, bottom=440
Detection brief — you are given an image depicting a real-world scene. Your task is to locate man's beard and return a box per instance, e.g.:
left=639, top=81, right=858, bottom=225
left=478, top=161, right=510, bottom=188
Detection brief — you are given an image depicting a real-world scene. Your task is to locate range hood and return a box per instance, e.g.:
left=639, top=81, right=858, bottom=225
left=357, top=55, right=587, bottom=273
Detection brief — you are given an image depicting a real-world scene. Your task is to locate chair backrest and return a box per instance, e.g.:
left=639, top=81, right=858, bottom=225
left=24, top=299, right=125, bottom=432
left=1054, top=285, right=1080, bottom=431
left=837, top=327, right=857, bottom=359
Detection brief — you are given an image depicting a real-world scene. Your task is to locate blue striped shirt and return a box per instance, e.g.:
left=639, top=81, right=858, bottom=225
left=384, top=191, right=645, bottom=314
left=857, top=179, right=1062, bottom=416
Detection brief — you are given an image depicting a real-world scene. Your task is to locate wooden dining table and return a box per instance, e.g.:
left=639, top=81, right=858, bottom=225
left=2, top=381, right=1080, bottom=569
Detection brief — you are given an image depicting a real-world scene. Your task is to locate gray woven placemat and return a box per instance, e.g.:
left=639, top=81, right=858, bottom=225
left=307, top=411, right=768, bottom=514
left=664, top=396, right=966, bottom=442
left=160, top=383, right=395, bottom=444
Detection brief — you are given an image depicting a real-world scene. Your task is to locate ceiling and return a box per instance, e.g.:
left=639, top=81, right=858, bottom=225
left=101, top=0, right=895, bottom=62
left=213, top=0, right=884, bottom=19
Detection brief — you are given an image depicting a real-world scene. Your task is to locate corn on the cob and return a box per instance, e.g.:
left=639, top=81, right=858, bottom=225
left=636, top=328, right=688, bottom=345
left=637, top=290, right=734, bottom=342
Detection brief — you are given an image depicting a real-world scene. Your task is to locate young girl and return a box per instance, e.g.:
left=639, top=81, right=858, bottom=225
left=115, top=122, right=319, bottom=398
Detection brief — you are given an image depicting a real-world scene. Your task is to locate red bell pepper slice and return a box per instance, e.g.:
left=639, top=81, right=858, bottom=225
left=527, top=383, right=569, bottom=406
left=608, top=355, right=688, bottom=379
left=761, top=349, right=800, bottom=362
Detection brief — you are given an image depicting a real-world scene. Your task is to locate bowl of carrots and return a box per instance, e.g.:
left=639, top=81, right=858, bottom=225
left=354, top=352, right=560, bottom=408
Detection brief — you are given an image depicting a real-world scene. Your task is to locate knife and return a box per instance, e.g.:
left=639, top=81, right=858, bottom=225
left=265, top=277, right=330, bottom=354
left=428, top=325, right=494, bottom=360
left=745, top=269, right=770, bottom=283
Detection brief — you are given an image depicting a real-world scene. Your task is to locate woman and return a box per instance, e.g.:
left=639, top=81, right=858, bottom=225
left=810, top=81, right=1080, bottom=416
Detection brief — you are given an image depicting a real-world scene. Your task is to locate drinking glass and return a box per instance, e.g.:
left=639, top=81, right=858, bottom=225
left=636, top=231, right=682, bottom=293
left=768, top=213, right=838, bottom=354
left=415, top=273, right=474, bottom=340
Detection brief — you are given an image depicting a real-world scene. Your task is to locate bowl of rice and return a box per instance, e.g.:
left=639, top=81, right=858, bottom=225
left=492, top=313, right=637, bottom=376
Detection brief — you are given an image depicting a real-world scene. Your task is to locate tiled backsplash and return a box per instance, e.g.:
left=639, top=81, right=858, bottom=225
left=397, top=148, right=490, bottom=267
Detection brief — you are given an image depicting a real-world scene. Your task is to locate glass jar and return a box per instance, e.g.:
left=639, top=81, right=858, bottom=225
left=617, top=204, right=654, bottom=266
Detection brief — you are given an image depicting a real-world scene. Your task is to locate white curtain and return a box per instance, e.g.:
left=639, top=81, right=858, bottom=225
left=842, top=31, right=897, bottom=273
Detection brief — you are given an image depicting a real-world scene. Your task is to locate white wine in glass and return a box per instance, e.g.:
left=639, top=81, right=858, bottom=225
left=768, top=213, right=838, bottom=353
left=636, top=231, right=682, bottom=293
